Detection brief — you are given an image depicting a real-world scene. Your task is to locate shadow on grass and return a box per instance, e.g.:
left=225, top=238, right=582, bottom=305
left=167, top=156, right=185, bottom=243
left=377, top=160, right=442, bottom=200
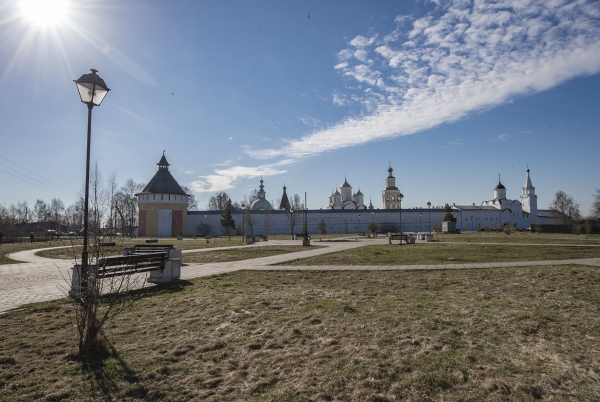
left=66, top=281, right=194, bottom=398
left=69, top=336, right=165, bottom=399
left=102, top=279, right=194, bottom=301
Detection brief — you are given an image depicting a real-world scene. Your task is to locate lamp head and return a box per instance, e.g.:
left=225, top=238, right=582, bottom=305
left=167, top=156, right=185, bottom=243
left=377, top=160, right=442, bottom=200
left=74, top=69, right=110, bottom=106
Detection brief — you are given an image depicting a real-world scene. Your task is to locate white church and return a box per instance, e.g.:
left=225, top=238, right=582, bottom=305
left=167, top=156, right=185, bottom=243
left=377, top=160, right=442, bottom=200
left=136, top=154, right=554, bottom=237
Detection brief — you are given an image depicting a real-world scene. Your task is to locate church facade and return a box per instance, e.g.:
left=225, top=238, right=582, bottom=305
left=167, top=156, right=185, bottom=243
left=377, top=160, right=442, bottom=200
left=327, top=177, right=369, bottom=210
left=136, top=154, right=554, bottom=237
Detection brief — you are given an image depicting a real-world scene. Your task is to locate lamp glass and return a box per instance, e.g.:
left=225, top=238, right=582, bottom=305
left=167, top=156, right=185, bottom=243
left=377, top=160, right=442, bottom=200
left=76, top=82, right=109, bottom=106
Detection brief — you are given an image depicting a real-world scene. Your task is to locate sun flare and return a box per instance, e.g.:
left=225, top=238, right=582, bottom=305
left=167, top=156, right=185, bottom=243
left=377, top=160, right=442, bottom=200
left=20, top=0, right=69, bottom=27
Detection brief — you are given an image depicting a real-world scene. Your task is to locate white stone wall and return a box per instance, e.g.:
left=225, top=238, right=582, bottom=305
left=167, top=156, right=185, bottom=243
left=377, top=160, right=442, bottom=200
left=186, top=209, right=448, bottom=236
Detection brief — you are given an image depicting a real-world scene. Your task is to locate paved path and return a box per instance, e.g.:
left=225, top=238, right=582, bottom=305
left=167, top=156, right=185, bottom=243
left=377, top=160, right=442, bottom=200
left=2, top=239, right=600, bottom=314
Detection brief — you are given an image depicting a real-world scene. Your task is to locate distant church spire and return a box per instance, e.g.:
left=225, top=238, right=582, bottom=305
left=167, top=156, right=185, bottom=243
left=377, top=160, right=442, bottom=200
left=279, top=184, right=291, bottom=210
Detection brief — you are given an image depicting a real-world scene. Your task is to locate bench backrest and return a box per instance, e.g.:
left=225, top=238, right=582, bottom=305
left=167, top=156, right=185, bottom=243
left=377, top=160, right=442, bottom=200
left=99, top=252, right=168, bottom=269
left=133, top=244, right=174, bottom=253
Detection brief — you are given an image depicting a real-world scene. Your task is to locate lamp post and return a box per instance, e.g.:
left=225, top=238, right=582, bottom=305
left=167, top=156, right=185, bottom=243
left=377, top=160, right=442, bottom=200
left=427, top=201, right=431, bottom=235
left=74, top=69, right=110, bottom=298
left=241, top=203, right=246, bottom=242
left=419, top=212, right=422, bottom=233
left=358, top=214, right=361, bottom=235
left=470, top=215, right=473, bottom=232
left=290, top=208, right=294, bottom=239
left=399, top=192, right=404, bottom=245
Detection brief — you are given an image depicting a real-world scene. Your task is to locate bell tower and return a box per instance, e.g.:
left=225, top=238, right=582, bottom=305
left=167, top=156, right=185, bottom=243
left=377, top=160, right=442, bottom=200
left=520, top=167, right=537, bottom=216
left=382, top=166, right=401, bottom=209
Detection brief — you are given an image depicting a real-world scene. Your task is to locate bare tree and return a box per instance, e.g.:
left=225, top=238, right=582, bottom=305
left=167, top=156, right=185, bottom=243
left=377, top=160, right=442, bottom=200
left=239, top=189, right=258, bottom=207
left=207, top=191, right=231, bottom=210
left=264, top=208, right=273, bottom=236
left=282, top=194, right=303, bottom=237
left=549, top=190, right=580, bottom=225
left=181, top=185, right=198, bottom=211
left=591, top=189, right=600, bottom=219
left=244, top=209, right=257, bottom=237
left=50, top=198, right=65, bottom=232
left=195, top=221, right=215, bottom=236
left=367, top=221, right=380, bottom=236
left=114, top=178, right=144, bottom=235
left=89, top=162, right=106, bottom=234
left=107, top=172, right=118, bottom=236
left=69, top=243, right=146, bottom=357
left=33, top=199, right=49, bottom=224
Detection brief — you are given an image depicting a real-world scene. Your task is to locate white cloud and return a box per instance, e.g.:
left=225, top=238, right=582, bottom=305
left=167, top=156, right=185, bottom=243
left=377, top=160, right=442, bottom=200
left=350, top=35, right=377, bottom=48
left=190, top=160, right=295, bottom=193
left=493, top=134, right=510, bottom=142
left=245, top=0, right=600, bottom=161
left=337, top=49, right=353, bottom=61
left=445, top=139, right=464, bottom=148
left=332, top=93, right=346, bottom=106
left=354, top=49, right=369, bottom=63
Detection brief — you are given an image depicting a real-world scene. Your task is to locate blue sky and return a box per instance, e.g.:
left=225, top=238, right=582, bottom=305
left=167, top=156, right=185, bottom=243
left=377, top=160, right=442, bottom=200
left=1, top=0, right=599, bottom=213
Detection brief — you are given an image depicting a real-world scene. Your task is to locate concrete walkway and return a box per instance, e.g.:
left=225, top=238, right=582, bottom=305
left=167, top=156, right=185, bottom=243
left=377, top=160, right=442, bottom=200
left=2, top=239, right=600, bottom=314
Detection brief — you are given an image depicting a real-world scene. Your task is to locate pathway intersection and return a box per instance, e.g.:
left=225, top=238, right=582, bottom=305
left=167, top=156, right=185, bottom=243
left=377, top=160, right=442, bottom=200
left=2, top=239, right=600, bottom=314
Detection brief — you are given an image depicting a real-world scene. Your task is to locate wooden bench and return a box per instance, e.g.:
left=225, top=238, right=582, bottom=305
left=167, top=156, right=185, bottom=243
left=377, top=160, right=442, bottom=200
left=389, top=234, right=408, bottom=243
left=133, top=244, right=174, bottom=254
left=97, top=252, right=168, bottom=278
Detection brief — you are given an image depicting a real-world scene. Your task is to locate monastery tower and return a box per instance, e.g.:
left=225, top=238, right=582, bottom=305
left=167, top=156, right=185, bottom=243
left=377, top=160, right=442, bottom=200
left=136, top=153, right=188, bottom=237
left=520, top=168, right=537, bottom=216
left=382, top=166, right=401, bottom=209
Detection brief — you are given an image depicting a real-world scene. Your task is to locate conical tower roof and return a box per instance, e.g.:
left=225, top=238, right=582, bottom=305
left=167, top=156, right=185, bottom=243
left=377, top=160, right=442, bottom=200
left=139, top=152, right=187, bottom=195
left=494, top=175, right=506, bottom=190
left=524, top=168, right=533, bottom=188
left=279, top=185, right=291, bottom=210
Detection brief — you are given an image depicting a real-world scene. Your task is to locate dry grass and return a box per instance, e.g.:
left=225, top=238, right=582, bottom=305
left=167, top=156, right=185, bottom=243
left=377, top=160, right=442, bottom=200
left=276, top=243, right=600, bottom=266
left=1, top=266, right=599, bottom=401
left=184, top=245, right=324, bottom=264
left=434, top=231, right=600, bottom=245
left=35, top=237, right=255, bottom=260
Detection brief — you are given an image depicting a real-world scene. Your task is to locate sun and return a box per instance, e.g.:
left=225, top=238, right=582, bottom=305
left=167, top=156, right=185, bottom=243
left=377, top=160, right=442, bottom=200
left=19, top=0, right=69, bottom=27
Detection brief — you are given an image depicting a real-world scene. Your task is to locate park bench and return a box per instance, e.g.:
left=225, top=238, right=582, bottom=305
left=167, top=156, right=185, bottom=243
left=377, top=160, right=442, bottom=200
left=388, top=234, right=408, bottom=244
left=96, top=252, right=168, bottom=279
left=132, top=244, right=174, bottom=254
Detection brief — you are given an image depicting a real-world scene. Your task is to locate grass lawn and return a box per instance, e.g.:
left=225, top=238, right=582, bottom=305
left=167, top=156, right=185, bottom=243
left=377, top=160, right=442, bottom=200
left=434, top=232, right=600, bottom=245
left=276, top=243, right=600, bottom=266
left=34, top=237, right=261, bottom=261
left=184, top=245, right=325, bottom=264
left=1, top=266, right=599, bottom=400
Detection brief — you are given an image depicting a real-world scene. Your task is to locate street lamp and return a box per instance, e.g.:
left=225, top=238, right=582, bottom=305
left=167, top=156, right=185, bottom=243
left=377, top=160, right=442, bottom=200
left=470, top=215, right=473, bottom=232
left=358, top=214, right=361, bottom=235
left=241, top=203, right=246, bottom=242
left=399, top=192, right=404, bottom=245
left=290, top=208, right=294, bottom=239
left=419, top=212, right=422, bottom=233
left=74, top=69, right=110, bottom=297
left=427, top=201, right=432, bottom=235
